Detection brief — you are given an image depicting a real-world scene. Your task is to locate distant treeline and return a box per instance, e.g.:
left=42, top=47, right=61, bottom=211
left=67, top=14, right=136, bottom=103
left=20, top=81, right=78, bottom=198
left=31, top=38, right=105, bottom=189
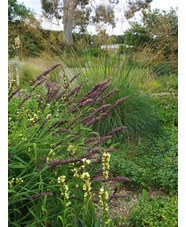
left=8, top=20, right=126, bottom=58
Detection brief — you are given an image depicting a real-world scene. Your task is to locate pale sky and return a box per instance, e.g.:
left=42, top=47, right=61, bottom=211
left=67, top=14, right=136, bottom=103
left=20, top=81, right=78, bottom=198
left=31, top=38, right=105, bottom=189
left=16, top=0, right=178, bottom=35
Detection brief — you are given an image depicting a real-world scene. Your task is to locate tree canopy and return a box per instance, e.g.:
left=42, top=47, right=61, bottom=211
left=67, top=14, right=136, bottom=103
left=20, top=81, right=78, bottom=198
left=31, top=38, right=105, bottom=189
left=41, top=0, right=153, bottom=45
left=125, top=8, right=178, bottom=74
left=124, top=0, right=153, bottom=19
left=41, top=0, right=116, bottom=45
left=8, top=0, right=32, bottom=22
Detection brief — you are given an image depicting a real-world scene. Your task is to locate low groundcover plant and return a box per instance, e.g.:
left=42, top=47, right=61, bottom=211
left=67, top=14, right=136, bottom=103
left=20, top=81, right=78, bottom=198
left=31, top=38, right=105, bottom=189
left=8, top=63, right=130, bottom=226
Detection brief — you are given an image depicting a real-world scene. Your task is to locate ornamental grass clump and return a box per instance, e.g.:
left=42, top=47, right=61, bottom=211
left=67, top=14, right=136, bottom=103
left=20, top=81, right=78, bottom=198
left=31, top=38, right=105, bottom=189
left=76, top=55, right=160, bottom=142
left=8, top=63, right=130, bottom=226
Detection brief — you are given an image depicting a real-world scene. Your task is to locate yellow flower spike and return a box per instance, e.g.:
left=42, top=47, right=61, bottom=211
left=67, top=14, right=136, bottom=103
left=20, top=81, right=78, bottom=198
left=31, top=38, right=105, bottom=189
left=58, top=176, right=66, bottom=183
left=81, top=172, right=90, bottom=181
left=72, top=147, right=77, bottom=154
left=67, top=145, right=74, bottom=151
left=66, top=201, right=71, bottom=207
left=105, top=219, right=111, bottom=225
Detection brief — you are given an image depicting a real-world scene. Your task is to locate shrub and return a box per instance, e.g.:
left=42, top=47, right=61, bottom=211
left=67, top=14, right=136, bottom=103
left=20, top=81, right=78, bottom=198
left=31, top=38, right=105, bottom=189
left=110, top=126, right=178, bottom=194
left=88, top=48, right=108, bottom=57
left=158, top=93, right=178, bottom=126
left=127, top=195, right=178, bottom=226
left=117, top=44, right=131, bottom=55
left=110, top=159, right=147, bottom=189
left=8, top=64, right=130, bottom=226
left=21, top=63, right=43, bottom=85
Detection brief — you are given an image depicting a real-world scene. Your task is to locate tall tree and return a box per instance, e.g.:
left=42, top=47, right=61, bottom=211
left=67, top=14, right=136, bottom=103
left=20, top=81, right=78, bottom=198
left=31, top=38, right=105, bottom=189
left=41, top=0, right=116, bottom=45
left=41, top=0, right=153, bottom=45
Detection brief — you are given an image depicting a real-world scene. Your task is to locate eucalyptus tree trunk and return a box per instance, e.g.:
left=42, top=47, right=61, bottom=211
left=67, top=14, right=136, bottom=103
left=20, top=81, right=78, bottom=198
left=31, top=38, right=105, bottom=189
left=63, top=0, right=76, bottom=45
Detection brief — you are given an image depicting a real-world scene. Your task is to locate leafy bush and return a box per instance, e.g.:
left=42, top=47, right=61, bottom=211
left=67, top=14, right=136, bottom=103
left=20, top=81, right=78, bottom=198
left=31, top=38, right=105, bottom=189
left=124, top=8, right=178, bottom=75
left=117, top=44, right=131, bottom=55
left=151, top=74, right=178, bottom=126
left=21, top=63, right=43, bottom=85
left=110, top=126, right=178, bottom=194
left=127, top=195, right=178, bottom=226
left=8, top=64, right=130, bottom=226
left=88, top=48, right=108, bottom=57
left=158, top=93, right=178, bottom=126
left=110, top=159, right=147, bottom=189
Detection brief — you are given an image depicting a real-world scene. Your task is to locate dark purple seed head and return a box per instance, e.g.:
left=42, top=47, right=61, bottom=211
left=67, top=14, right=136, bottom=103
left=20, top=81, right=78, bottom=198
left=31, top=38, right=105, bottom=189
left=112, top=177, right=130, bottom=182
left=106, top=126, right=127, bottom=136
left=26, top=192, right=53, bottom=200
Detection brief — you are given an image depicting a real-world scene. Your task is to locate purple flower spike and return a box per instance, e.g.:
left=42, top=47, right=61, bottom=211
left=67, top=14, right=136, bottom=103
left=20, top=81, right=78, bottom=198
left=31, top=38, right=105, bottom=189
left=26, top=192, right=53, bottom=200
left=92, top=168, right=103, bottom=177
left=38, top=117, right=50, bottom=131
left=106, top=126, right=127, bottom=136
left=112, top=177, right=130, bottom=182
left=79, top=77, right=112, bottom=103
left=95, top=135, right=112, bottom=146
left=85, top=113, right=107, bottom=127
left=8, top=87, right=21, bottom=101
left=46, top=81, right=57, bottom=88
left=18, top=94, right=34, bottom=109
left=29, top=63, right=61, bottom=86
left=48, top=86, right=61, bottom=102
left=65, top=73, right=81, bottom=89
left=81, top=147, right=103, bottom=159
left=36, top=158, right=83, bottom=172
left=8, top=153, right=15, bottom=158
left=101, top=89, right=119, bottom=101
left=67, top=114, right=82, bottom=129
left=84, top=137, right=100, bottom=144
left=54, top=129, right=72, bottom=134
left=26, top=118, right=41, bottom=128
left=106, top=96, right=129, bottom=114
left=31, top=78, right=47, bottom=91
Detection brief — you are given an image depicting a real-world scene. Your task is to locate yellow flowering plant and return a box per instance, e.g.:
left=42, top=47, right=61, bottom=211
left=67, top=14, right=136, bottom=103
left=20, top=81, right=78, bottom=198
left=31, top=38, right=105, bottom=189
left=8, top=64, right=130, bottom=226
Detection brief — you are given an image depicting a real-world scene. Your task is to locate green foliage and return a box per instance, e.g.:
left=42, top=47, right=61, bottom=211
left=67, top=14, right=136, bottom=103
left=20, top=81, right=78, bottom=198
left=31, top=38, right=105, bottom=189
left=110, top=158, right=146, bottom=189
left=8, top=20, right=45, bottom=58
left=124, top=0, right=153, bottom=19
left=125, top=8, right=178, bottom=75
left=8, top=0, right=31, bottom=22
left=142, top=189, right=149, bottom=202
left=152, top=61, right=171, bottom=76
left=158, top=93, right=178, bottom=126
left=110, top=127, right=178, bottom=194
left=88, top=48, right=107, bottom=57
left=93, top=4, right=115, bottom=28
left=117, top=44, right=131, bottom=55
left=150, top=74, right=178, bottom=126
left=21, top=63, right=43, bottom=85
left=127, top=195, right=178, bottom=226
